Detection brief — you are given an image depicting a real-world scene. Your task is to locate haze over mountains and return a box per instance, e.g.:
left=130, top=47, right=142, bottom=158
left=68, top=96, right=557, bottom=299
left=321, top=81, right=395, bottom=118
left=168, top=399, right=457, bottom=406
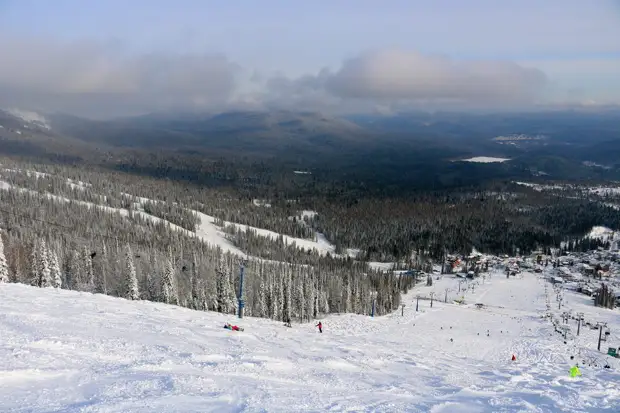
left=2, top=106, right=620, bottom=194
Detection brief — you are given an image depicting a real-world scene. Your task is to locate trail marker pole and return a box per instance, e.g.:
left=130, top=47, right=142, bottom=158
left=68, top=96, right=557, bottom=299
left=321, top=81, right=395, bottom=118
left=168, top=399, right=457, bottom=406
left=444, top=288, right=449, bottom=303
left=416, top=295, right=420, bottom=312
left=371, top=291, right=377, bottom=317
left=430, top=292, right=435, bottom=308
left=401, top=304, right=405, bottom=316
left=598, top=324, right=603, bottom=351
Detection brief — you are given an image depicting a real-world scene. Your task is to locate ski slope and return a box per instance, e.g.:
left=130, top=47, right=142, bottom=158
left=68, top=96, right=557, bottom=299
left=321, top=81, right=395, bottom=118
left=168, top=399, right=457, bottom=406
left=1, top=272, right=619, bottom=412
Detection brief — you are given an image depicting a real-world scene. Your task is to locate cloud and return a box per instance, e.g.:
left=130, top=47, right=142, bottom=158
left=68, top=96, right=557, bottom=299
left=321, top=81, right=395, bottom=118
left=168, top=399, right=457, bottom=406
left=0, top=34, right=564, bottom=117
left=0, top=34, right=241, bottom=117
left=270, top=50, right=549, bottom=106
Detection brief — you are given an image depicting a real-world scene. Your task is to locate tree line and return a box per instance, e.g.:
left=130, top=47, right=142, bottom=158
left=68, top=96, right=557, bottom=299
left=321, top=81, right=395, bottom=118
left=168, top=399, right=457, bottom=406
left=0, top=166, right=411, bottom=320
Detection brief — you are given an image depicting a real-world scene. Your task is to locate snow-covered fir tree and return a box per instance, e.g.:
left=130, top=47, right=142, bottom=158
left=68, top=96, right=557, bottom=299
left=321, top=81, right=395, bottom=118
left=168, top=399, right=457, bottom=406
left=282, top=267, right=292, bottom=323
left=256, top=279, right=267, bottom=318
left=228, top=259, right=239, bottom=315
left=269, top=273, right=280, bottom=320
left=216, top=255, right=236, bottom=314
left=294, top=270, right=305, bottom=322
left=161, top=258, right=179, bottom=305
left=123, top=244, right=140, bottom=300
left=93, top=243, right=107, bottom=294
left=0, top=232, right=9, bottom=283
left=65, top=250, right=82, bottom=291
left=81, top=245, right=94, bottom=291
left=33, top=239, right=52, bottom=288
left=48, top=249, right=62, bottom=288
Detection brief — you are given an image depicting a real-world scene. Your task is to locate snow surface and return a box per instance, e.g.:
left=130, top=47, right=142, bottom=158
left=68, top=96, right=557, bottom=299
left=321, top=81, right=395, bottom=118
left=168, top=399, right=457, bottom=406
left=1, top=271, right=618, bottom=412
left=460, top=157, right=511, bottom=163
left=4, top=108, right=51, bottom=130
left=586, top=226, right=616, bottom=241
left=589, top=187, right=620, bottom=197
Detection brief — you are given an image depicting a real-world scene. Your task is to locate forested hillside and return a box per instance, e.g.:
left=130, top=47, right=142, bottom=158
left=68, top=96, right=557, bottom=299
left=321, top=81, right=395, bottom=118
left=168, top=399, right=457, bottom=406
left=0, top=159, right=410, bottom=321
left=0, top=156, right=618, bottom=323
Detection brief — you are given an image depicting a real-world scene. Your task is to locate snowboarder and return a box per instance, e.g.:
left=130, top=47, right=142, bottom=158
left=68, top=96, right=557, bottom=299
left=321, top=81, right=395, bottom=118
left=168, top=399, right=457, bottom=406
left=316, top=321, right=323, bottom=333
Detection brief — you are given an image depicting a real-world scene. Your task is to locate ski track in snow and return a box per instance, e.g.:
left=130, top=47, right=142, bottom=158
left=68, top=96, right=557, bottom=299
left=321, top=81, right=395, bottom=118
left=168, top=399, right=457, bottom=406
left=0, top=171, right=364, bottom=263
left=1, top=272, right=618, bottom=412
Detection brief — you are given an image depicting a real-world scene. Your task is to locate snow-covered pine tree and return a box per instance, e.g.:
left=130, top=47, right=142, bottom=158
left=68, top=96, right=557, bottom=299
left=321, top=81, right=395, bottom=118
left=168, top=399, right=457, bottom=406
left=277, top=270, right=285, bottom=321
left=305, top=271, right=316, bottom=321
left=256, top=279, right=268, bottom=318
left=123, top=244, right=140, bottom=300
left=81, top=245, right=94, bottom=291
left=161, top=258, right=179, bottom=305
left=269, top=271, right=280, bottom=320
left=144, top=253, right=159, bottom=301
left=37, top=239, right=52, bottom=288
left=189, top=254, right=201, bottom=310
left=216, top=255, right=234, bottom=313
left=93, top=243, right=108, bottom=294
left=228, top=259, right=238, bottom=315
left=30, top=240, right=40, bottom=287
left=0, top=232, right=9, bottom=283
left=282, top=266, right=292, bottom=323
left=65, top=249, right=83, bottom=290
left=48, top=249, right=62, bottom=288
left=344, top=273, right=352, bottom=312
left=294, top=270, right=305, bottom=322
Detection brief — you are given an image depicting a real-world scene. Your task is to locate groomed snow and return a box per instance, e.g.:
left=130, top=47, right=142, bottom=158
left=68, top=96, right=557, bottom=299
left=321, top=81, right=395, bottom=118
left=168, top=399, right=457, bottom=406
left=1, top=271, right=618, bottom=412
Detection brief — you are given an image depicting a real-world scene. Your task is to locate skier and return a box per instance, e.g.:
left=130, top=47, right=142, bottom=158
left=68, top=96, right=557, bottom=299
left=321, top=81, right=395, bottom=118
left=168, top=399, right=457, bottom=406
left=316, top=321, right=323, bottom=333
left=511, top=354, right=516, bottom=361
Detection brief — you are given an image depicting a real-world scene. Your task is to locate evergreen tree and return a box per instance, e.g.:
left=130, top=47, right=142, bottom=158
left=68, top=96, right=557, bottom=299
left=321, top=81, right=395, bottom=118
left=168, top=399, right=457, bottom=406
left=256, top=279, right=267, bottom=318
left=216, top=255, right=235, bottom=313
left=228, top=260, right=239, bottom=315
left=93, top=243, right=108, bottom=294
left=37, top=239, right=52, bottom=288
left=0, top=233, right=9, bottom=283
left=65, top=250, right=82, bottom=291
left=161, top=258, right=179, bottom=305
left=269, top=272, right=280, bottom=320
left=49, top=249, right=62, bottom=288
left=81, top=245, right=94, bottom=291
left=123, top=244, right=140, bottom=300
left=283, top=268, right=292, bottom=323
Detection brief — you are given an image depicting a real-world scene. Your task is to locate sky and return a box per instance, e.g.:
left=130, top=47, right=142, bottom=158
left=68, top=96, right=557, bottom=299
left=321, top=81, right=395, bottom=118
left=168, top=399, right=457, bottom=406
left=0, top=0, right=619, bottom=118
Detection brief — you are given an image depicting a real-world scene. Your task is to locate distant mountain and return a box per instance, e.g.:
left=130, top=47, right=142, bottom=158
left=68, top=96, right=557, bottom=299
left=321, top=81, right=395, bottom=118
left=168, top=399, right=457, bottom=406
left=2, top=107, right=620, bottom=191
left=0, top=109, right=104, bottom=162
left=48, top=110, right=370, bottom=156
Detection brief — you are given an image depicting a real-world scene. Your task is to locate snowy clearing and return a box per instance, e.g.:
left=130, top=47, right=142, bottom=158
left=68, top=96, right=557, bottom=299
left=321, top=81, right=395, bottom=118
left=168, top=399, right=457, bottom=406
left=459, top=157, right=511, bottom=163
left=1, top=271, right=618, bottom=412
left=4, top=108, right=51, bottom=129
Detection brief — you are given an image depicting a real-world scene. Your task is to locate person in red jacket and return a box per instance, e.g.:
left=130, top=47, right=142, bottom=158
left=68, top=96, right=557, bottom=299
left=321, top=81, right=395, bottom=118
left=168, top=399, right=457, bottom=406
left=316, top=321, right=323, bottom=333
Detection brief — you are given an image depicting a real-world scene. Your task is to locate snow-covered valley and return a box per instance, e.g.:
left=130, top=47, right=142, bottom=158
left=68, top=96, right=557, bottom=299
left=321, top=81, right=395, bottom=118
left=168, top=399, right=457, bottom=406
left=1, top=270, right=619, bottom=412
